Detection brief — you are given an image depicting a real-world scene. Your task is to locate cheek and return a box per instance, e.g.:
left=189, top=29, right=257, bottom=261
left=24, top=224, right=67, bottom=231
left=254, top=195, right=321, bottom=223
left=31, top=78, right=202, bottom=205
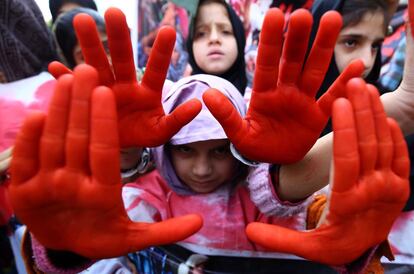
left=217, top=158, right=238, bottom=178
left=227, top=40, right=238, bottom=64
left=334, top=47, right=351, bottom=74
left=171, top=156, right=190, bottom=177
left=192, top=42, right=205, bottom=63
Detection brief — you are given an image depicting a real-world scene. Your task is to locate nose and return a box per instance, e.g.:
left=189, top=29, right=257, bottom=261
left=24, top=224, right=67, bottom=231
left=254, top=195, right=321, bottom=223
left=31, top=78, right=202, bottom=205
left=192, top=155, right=212, bottom=177
left=208, top=26, right=220, bottom=44
left=360, top=46, right=376, bottom=74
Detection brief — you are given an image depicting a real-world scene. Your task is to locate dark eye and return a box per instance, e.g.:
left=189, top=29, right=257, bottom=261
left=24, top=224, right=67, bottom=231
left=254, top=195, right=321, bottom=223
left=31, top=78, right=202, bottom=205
left=222, top=29, right=233, bottom=35
left=213, top=146, right=231, bottom=157
left=344, top=39, right=357, bottom=48
left=176, top=145, right=192, bottom=153
left=194, top=30, right=206, bottom=38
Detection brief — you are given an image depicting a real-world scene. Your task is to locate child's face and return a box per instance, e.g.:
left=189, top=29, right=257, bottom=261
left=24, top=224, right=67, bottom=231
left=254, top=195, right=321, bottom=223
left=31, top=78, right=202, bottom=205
left=192, top=2, right=238, bottom=75
left=334, top=11, right=385, bottom=78
left=169, top=139, right=238, bottom=194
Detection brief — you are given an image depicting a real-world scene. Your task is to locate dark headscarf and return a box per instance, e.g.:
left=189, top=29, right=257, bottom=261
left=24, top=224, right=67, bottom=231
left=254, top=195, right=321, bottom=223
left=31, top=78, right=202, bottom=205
left=52, top=7, right=105, bottom=69
left=49, top=0, right=97, bottom=23
left=310, top=0, right=383, bottom=100
left=0, top=0, right=58, bottom=83
left=186, top=0, right=247, bottom=95
left=270, top=0, right=313, bottom=10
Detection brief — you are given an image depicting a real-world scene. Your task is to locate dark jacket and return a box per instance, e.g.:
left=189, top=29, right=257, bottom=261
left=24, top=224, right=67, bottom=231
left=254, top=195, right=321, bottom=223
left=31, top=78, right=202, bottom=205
left=0, top=0, right=58, bottom=82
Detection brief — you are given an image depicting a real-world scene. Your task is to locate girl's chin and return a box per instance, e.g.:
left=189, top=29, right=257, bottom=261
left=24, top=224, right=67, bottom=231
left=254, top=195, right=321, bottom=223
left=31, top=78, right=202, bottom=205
left=188, top=184, right=219, bottom=194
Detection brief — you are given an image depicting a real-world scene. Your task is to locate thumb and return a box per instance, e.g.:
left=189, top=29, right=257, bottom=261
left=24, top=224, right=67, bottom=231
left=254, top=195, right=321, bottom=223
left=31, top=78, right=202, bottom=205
left=246, top=222, right=316, bottom=259
left=164, top=98, right=202, bottom=136
left=203, top=88, right=244, bottom=141
left=128, top=214, right=203, bottom=251
left=317, top=60, right=364, bottom=115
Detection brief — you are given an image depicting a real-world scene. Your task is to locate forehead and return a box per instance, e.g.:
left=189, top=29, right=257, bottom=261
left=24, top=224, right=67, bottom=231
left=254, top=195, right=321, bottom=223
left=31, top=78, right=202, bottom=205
left=340, top=11, right=386, bottom=38
left=196, top=2, right=231, bottom=26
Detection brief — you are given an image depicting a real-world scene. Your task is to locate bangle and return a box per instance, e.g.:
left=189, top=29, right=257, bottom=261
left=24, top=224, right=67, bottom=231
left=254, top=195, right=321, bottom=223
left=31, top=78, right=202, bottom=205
left=121, top=148, right=151, bottom=179
left=230, top=144, right=260, bottom=166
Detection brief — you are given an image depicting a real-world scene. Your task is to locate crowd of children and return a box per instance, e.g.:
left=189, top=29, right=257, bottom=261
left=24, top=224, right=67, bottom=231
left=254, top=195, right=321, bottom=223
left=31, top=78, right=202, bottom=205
left=1, top=0, right=414, bottom=273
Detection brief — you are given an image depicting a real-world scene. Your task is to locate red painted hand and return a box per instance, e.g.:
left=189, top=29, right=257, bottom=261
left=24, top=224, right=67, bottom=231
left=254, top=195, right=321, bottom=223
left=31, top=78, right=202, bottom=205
left=9, top=65, right=202, bottom=259
left=203, top=8, right=364, bottom=164
left=245, top=79, right=409, bottom=265
left=49, top=8, right=201, bottom=147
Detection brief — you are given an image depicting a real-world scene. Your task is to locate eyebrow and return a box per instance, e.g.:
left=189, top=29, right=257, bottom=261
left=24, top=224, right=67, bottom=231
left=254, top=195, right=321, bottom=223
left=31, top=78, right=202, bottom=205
left=195, top=22, right=232, bottom=30
left=338, top=34, right=385, bottom=42
left=339, top=34, right=363, bottom=39
left=210, top=143, right=231, bottom=150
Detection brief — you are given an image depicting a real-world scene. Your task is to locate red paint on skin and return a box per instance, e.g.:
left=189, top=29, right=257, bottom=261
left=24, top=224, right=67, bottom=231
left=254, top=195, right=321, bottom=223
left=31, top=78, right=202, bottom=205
left=410, top=0, right=414, bottom=38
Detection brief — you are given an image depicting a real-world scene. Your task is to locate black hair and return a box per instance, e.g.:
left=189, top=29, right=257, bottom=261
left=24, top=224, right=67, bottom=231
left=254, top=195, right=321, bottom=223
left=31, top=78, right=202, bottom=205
left=186, top=0, right=247, bottom=95
left=49, top=0, right=97, bottom=23
left=52, top=7, right=105, bottom=69
left=341, top=0, right=390, bottom=33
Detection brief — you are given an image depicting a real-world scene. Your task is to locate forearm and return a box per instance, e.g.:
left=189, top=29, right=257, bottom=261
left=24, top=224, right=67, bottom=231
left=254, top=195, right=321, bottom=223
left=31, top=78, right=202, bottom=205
left=381, top=25, right=414, bottom=135
left=248, top=163, right=311, bottom=217
left=381, top=90, right=414, bottom=135
left=276, top=133, right=333, bottom=202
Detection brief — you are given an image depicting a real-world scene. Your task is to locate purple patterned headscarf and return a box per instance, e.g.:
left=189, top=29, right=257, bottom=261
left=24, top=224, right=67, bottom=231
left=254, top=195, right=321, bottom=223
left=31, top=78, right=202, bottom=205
left=153, top=74, right=246, bottom=195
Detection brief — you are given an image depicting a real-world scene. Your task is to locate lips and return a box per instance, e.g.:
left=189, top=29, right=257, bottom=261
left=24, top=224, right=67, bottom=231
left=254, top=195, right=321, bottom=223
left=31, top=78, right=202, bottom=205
left=207, top=50, right=224, bottom=56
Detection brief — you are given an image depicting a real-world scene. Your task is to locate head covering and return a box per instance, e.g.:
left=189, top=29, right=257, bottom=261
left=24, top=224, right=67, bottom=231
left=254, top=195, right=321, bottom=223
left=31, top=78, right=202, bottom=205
left=49, top=0, right=97, bottom=23
left=270, top=0, right=313, bottom=10
left=310, top=0, right=383, bottom=99
left=0, top=0, right=58, bottom=83
left=52, top=7, right=105, bottom=69
left=186, top=0, right=247, bottom=95
left=153, top=74, right=246, bottom=195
